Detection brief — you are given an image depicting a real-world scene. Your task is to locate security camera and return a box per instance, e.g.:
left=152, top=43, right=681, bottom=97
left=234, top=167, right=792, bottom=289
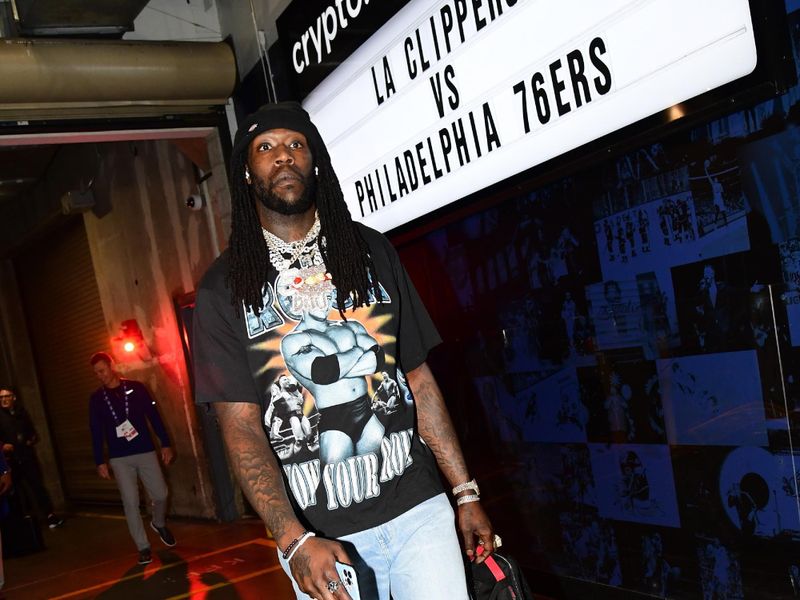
left=186, top=194, right=204, bottom=211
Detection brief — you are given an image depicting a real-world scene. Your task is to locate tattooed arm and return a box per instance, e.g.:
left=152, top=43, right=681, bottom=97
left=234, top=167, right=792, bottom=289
left=215, top=402, right=351, bottom=598
left=408, top=362, right=496, bottom=563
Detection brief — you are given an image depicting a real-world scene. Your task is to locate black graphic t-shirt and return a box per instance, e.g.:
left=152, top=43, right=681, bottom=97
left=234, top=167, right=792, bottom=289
left=192, top=224, right=444, bottom=537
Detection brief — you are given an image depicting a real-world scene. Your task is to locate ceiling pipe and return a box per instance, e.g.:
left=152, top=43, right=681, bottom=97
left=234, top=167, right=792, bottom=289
left=0, top=37, right=237, bottom=119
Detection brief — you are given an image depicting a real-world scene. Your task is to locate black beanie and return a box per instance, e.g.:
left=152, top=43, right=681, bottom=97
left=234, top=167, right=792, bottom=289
left=231, top=101, right=328, bottom=165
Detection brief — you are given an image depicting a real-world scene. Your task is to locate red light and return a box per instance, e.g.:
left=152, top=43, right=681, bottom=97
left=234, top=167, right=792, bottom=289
left=111, top=319, right=152, bottom=363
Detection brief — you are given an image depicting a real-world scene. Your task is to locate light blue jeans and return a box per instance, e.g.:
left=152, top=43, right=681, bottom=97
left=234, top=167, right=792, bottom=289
left=278, top=493, right=470, bottom=600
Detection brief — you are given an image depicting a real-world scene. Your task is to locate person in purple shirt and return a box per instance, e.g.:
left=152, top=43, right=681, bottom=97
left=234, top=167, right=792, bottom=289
left=89, top=352, right=176, bottom=565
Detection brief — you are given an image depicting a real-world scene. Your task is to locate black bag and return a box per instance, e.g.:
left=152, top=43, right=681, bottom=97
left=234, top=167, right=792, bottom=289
left=468, top=552, right=534, bottom=600
left=0, top=489, right=45, bottom=558
left=1, top=512, right=44, bottom=557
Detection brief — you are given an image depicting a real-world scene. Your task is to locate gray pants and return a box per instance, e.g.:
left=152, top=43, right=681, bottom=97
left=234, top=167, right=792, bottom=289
left=109, top=451, right=168, bottom=551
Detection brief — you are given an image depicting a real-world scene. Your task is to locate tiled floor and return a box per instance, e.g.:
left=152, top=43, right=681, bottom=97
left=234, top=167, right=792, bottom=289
left=2, top=510, right=295, bottom=599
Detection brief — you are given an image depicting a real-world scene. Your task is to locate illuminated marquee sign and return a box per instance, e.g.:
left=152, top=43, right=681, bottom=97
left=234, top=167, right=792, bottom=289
left=302, top=0, right=757, bottom=232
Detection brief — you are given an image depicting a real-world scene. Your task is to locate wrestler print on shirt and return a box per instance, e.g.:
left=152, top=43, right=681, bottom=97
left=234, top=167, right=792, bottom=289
left=276, top=264, right=390, bottom=466
left=246, top=261, right=415, bottom=512
left=369, top=371, right=396, bottom=414
left=264, top=373, right=320, bottom=460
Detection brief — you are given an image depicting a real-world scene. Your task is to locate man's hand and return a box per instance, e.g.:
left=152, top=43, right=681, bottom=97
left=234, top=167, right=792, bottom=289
left=161, top=447, right=175, bottom=465
left=458, top=501, right=496, bottom=564
left=289, top=537, right=353, bottom=600
left=0, top=471, right=11, bottom=495
left=458, top=502, right=497, bottom=564
left=97, top=463, right=111, bottom=479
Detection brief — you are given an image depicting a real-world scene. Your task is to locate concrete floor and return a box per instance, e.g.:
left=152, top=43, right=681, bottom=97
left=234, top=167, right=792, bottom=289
left=2, top=509, right=296, bottom=599
left=2, top=509, right=562, bottom=600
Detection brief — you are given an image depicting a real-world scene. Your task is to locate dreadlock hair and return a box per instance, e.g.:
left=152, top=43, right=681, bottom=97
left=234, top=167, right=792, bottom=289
left=227, top=149, right=270, bottom=317
left=315, top=152, right=381, bottom=317
left=226, top=102, right=380, bottom=319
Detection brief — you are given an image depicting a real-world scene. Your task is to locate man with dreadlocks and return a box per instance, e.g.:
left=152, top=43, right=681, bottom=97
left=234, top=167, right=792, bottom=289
left=192, top=102, right=495, bottom=600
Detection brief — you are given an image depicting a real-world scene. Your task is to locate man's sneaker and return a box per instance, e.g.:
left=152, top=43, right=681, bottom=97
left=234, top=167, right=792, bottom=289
left=137, top=548, right=152, bottom=565
left=46, top=514, right=64, bottom=529
left=150, top=521, right=176, bottom=547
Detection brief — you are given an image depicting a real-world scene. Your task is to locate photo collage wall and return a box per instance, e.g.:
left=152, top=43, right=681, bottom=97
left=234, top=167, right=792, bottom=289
left=395, top=2, right=800, bottom=597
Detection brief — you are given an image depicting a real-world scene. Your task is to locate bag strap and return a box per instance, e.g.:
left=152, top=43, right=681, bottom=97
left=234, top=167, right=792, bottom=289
left=483, top=555, right=507, bottom=583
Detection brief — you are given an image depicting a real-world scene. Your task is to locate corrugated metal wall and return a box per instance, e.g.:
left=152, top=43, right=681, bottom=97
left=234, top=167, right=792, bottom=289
left=15, top=217, right=119, bottom=503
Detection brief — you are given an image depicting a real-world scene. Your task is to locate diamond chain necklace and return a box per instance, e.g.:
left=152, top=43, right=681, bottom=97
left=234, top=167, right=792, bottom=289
left=261, top=213, right=322, bottom=272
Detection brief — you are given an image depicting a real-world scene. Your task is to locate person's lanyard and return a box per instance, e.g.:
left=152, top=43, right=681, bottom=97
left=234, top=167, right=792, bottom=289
left=102, top=381, right=129, bottom=425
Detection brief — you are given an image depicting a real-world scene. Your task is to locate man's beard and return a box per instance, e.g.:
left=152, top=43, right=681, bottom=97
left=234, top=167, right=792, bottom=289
left=251, top=169, right=316, bottom=215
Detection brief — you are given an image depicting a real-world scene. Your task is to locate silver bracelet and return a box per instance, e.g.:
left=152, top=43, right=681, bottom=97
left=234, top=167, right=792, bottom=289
left=456, top=494, right=481, bottom=506
left=452, top=478, right=480, bottom=496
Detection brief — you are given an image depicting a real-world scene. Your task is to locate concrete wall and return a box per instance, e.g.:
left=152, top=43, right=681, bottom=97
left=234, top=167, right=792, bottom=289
left=126, top=0, right=223, bottom=43
left=83, top=135, right=229, bottom=518
left=216, top=0, right=292, bottom=78
left=125, top=0, right=292, bottom=82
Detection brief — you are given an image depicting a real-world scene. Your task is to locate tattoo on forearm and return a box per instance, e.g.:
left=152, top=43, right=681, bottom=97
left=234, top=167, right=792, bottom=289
left=215, top=402, right=299, bottom=542
left=410, top=364, right=469, bottom=486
